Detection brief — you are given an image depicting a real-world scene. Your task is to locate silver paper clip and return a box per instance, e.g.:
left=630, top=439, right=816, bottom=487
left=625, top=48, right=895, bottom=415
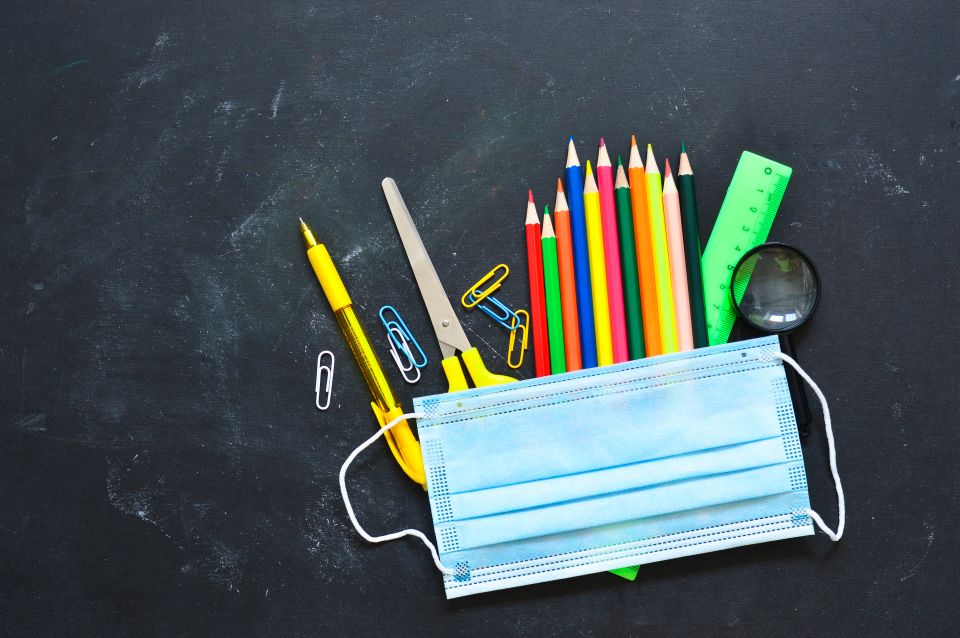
left=315, top=350, right=335, bottom=410
left=386, top=324, right=422, bottom=384
left=378, top=305, right=428, bottom=369
left=469, top=290, right=520, bottom=330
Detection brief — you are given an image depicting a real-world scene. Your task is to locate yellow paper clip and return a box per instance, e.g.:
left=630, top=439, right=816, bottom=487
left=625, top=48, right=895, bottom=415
left=507, top=309, right=530, bottom=369
left=461, top=264, right=509, bottom=309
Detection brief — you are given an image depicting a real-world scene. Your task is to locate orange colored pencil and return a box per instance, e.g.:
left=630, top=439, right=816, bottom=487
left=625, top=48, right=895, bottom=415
left=553, top=178, right=582, bottom=371
left=628, top=135, right=661, bottom=356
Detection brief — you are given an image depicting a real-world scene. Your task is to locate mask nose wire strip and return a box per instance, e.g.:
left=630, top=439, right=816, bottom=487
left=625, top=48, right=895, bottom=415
left=339, top=411, right=456, bottom=575
left=773, top=352, right=845, bottom=541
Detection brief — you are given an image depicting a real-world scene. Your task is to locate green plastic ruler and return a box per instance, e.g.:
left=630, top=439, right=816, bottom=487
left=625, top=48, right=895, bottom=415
left=702, top=151, right=792, bottom=345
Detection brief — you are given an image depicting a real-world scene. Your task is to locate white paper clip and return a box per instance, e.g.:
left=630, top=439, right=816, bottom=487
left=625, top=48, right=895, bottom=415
left=315, top=350, right=335, bottom=410
left=386, top=324, right=421, bottom=384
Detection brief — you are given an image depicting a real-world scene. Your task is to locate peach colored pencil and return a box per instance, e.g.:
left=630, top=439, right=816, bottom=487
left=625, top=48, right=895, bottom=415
left=662, top=159, right=694, bottom=351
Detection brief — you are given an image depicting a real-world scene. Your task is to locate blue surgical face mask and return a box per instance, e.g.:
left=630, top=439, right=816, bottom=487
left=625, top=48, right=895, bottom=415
left=339, top=336, right=845, bottom=599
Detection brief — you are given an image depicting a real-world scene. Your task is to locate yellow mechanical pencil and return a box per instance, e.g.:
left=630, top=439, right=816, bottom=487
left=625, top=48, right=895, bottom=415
left=299, top=218, right=425, bottom=487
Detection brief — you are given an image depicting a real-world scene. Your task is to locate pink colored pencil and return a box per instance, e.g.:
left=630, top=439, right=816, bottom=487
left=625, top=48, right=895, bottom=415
left=662, top=159, right=694, bottom=351
left=597, top=139, right=628, bottom=363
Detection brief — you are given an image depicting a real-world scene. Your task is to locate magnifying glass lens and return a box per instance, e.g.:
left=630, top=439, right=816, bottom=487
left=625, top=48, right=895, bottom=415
left=731, top=244, right=819, bottom=333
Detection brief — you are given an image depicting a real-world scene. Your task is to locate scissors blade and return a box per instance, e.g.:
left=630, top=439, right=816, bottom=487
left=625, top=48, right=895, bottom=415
left=382, top=178, right=472, bottom=360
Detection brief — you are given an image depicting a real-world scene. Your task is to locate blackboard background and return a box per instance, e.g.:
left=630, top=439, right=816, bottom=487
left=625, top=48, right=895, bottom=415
left=2, top=1, right=958, bottom=635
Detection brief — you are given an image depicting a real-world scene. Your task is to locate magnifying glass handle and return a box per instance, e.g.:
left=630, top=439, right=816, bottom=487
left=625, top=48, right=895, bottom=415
left=778, top=334, right=811, bottom=437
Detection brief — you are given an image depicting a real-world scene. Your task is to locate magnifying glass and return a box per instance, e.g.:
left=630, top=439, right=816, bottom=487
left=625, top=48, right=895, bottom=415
left=730, top=243, right=820, bottom=435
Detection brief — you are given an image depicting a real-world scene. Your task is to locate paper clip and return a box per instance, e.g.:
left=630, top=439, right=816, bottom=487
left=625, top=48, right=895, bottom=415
left=315, top=350, right=335, bottom=410
left=461, top=264, right=510, bottom=309
left=386, top=324, right=422, bottom=384
left=378, top=305, right=428, bottom=369
left=470, top=290, right=521, bottom=330
left=507, top=310, right=530, bottom=369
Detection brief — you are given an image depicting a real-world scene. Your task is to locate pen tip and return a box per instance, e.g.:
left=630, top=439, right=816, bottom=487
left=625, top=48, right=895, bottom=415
left=299, top=217, right=305, bottom=225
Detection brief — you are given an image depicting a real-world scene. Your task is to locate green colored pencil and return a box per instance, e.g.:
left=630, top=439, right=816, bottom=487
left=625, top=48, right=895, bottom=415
left=677, top=142, right=709, bottom=348
left=615, top=157, right=645, bottom=359
left=541, top=206, right=566, bottom=373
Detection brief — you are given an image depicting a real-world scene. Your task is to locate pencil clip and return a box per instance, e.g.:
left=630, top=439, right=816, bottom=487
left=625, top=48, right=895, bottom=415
left=378, top=305, right=428, bottom=369
left=315, top=350, right=335, bottom=410
left=386, top=324, right=422, bottom=384
left=507, top=310, right=530, bottom=369
left=461, top=264, right=510, bottom=309
left=470, top=291, right=520, bottom=330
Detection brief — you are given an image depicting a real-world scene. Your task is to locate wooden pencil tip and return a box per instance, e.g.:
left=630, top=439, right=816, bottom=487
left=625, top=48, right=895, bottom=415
left=600, top=137, right=606, bottom=147
left=528, top=189, right=534, bottom=203
left=556, top=177, right=564, bottom=193
left=680, top=139, right=687, bottom=154
left=617, top=154, right=623, bottom=167
left=585, top=160, right=593, bottom=176
left=631, top=134, right=637, bottom=147
left=664, top=158, right=673, bottom=178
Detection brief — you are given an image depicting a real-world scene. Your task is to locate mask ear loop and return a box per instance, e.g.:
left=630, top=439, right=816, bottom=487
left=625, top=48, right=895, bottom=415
left=339, top=411, right=456, bottom=575
left=773, top=352, right=845, bottom=541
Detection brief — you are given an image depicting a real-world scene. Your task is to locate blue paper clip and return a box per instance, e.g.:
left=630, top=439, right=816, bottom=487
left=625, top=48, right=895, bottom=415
left=378, top=305, right=428, bottom=369
left=469, top=291, right=520, bottom=331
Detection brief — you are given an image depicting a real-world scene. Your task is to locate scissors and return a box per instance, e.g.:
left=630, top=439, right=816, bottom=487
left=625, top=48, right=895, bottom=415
left=382, top=178, right=516, bottom=392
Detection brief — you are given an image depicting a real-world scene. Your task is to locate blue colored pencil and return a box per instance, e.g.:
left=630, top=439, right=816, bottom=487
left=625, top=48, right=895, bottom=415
left=565, top=137, right=598, bottom=368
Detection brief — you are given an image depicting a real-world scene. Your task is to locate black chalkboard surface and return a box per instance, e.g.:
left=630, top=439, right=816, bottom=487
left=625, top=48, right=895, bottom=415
left=2, top=1, right=958, bottom=635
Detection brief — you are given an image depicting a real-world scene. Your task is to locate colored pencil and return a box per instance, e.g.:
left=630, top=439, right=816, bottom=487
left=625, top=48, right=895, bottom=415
left=645, top=145, right=679, bottom=354
left=615, top=157, right=645, bottom=359
left=525, top=190, right=550, bottom=377
left=628, top=136, right=661, bottom=356
left=677, top=142, right=709, bottom=348
left=565, top=138, right=598, bottom=368
left=663, top=160, right=694, bottom=351
left=583, top=161, right=613, bottom=366
left=541, top=207, right=566, bottom=374
left=596, top=140, right=628, bottom=363
left=553, top=179, right=582, bottom=371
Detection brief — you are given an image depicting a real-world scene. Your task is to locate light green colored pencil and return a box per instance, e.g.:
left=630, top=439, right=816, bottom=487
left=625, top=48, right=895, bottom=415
left=541, top=206, right=566, bottom=373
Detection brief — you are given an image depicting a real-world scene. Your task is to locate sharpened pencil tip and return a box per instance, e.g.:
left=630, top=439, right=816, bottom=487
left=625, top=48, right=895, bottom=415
left=617, top=154, right=623, bottom=167
left=585, top=160, right=593, bottom=176
left=569, top=135, right=574, bottom=143
left=664, top=158, right=672, bottom=178
left=528, top=189, right=534, bottom=203
left=680, top=139, right=687, bottom=154
left=556, top=177, right=564, bottom=193
left=631, top=134, right=637, bottom=147
left=600, top=137, right=605, bottom=146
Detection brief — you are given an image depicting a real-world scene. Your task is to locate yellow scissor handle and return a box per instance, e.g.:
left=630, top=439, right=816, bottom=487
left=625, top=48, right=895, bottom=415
left=441, top=347, right=516, bottom=393
left=442, top=356, right=470, bottom=393
left=462, top=347, right=516, bottom=387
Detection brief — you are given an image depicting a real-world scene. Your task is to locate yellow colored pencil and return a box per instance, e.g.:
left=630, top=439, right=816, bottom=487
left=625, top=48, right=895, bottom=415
left=645, top=145, right=678, bottom=354
left=584, top=161, right=613, bottom=365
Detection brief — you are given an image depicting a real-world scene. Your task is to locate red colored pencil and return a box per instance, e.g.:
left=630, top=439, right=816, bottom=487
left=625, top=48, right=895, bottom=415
left=526, top=190, right=550, bottom=377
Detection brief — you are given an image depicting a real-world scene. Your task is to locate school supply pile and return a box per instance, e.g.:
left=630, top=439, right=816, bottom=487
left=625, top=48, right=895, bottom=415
left=301, top=137, right=845, bottom=599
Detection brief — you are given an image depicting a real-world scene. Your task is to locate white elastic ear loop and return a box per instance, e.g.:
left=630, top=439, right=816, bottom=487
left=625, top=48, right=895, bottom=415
left=339, top=411, right=456, bottom=575
left=773, top=352, right=845, bottom=541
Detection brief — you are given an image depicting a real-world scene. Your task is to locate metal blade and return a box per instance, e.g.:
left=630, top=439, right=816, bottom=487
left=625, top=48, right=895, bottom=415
left=381, top=178, right=471, bottom=359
